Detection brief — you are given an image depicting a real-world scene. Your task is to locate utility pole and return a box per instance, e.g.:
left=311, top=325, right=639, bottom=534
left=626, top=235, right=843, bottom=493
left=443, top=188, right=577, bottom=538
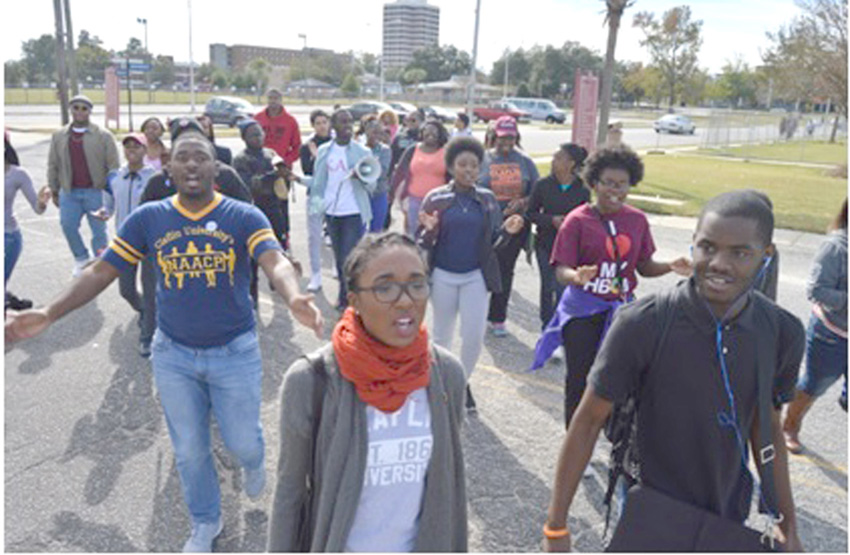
left=138, top=18, right=150, bottom=101
left=187, top=0, right=195, bottom=113
left=466, top=0, right=481, bottom=119
left=126, top=56, right=134, bottom=131
left=53, top=0, right=70, bottom=124
left=503, top=48, right=510, bottom=98
left=63, top=0, right=79, bottom=96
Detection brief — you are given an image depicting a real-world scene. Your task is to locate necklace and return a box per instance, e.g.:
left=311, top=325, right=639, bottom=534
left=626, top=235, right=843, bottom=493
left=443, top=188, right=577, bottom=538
left=456, top=194, right=474, bottom=213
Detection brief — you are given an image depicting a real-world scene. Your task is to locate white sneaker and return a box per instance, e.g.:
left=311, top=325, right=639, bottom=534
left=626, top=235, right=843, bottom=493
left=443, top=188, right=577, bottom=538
left=307, top=273, right=322, bottom=292
left=323, top=234, right=332, bottom=247
left=551, top=346, right=565, bottom=361
left=71, top=257, right=94, bottom=278
left=182, top=517, right=223, bottom=552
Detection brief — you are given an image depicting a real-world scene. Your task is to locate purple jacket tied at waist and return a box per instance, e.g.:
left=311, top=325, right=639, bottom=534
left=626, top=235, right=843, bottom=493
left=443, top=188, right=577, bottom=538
left=530, top=285, right=630, bottom=370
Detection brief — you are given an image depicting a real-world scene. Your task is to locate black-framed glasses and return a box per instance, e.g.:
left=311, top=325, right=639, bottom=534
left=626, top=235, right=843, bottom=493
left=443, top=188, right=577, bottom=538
left=597, top=178, right=630, bottom=191
left=352, top=279, right=430, bottom=304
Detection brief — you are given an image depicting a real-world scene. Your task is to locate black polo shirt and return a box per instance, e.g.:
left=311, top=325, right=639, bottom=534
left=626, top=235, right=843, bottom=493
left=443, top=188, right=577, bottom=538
left=589, top=278, right=804, bottom=523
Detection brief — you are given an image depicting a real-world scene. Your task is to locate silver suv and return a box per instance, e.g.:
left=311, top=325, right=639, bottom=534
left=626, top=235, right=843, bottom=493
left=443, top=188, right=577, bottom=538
left=503, top=97, right=566, bottom=124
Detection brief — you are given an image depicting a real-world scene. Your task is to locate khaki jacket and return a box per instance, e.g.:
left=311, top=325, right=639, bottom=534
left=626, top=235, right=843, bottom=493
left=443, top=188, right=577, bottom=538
left=47, top=122, right=120, bottom=193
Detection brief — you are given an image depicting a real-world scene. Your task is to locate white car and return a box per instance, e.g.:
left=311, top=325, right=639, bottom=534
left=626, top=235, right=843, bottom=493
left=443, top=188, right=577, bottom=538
left=653, top=114, right=696, bottom=134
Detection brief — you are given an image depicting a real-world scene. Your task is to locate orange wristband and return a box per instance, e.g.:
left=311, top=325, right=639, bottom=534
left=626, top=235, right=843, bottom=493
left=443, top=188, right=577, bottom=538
left=543, top=523, right=570, bottom=539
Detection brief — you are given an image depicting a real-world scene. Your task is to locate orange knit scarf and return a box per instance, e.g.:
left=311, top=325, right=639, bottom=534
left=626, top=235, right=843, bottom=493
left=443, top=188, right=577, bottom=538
left=332, top=307, right=431, bottom=413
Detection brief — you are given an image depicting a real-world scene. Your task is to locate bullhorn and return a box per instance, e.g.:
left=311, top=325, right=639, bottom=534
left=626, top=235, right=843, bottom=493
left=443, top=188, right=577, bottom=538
left=350, top=156, right=382, bottom=185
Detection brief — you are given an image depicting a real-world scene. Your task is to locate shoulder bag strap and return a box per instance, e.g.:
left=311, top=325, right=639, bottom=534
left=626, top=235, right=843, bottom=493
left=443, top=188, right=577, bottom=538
left=753, top=297, right=781, bottom=518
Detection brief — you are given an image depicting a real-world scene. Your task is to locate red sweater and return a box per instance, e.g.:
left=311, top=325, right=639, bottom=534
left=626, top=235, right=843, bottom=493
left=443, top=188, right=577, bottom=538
left=254, top=107, right=301, bottom=166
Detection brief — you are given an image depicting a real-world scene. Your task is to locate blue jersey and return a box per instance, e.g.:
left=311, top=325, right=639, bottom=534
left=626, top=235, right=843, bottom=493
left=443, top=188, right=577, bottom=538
left=103, top=192, right=281, bottom=347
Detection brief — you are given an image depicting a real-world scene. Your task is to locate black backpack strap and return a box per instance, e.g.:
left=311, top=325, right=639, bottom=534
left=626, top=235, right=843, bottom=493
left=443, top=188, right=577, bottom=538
left=752, top=295, right=781, bottom=519
left=603, top=284, right=679, bottom=537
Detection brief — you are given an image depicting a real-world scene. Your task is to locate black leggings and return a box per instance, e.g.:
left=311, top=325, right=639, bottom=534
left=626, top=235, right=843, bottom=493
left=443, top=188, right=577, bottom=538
left=561, top=311, right=608, bottom=428
left=487, top=226, right=529, bottom=324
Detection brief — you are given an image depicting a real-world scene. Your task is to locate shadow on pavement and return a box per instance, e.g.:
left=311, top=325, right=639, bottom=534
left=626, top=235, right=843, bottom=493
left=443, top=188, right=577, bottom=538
left=60, top=323, right=161, bottom=506
left=798, top=447, right=848, bottom=492
left=13, top=302, right=105, bottom=375
left=796, top=506, right=849, bottom=552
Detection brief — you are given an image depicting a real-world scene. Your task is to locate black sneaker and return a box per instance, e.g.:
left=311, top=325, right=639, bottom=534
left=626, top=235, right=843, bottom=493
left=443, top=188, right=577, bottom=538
left=465, top=385, right=477, bottom=413
left=5, top=292, right=33, bottom=311
left=839, top=394, right=847, bottom=412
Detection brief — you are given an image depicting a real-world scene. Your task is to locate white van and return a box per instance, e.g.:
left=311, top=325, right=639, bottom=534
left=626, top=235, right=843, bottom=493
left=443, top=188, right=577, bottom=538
left=503, top=97, right=566, bottom=124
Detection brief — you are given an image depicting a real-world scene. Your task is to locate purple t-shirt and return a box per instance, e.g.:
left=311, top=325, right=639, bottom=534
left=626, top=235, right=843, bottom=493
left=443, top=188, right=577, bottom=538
left=550, top=203, right=655, bottom=301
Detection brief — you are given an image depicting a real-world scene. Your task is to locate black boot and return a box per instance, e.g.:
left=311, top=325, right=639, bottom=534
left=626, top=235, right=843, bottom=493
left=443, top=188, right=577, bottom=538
left=465, top=385, right=477, bottom=413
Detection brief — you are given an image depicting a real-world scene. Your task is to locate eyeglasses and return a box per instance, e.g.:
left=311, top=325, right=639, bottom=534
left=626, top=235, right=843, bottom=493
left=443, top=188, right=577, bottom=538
left=597, top=178, right=630, bottom=191
left=353, top=279, right=430, bottom=304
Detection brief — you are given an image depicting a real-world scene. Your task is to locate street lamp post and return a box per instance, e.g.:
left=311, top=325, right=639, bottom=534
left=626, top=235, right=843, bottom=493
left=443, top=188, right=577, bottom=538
left=466, top=0, right=482, bottom=118
left=298, top=33, right=307, bottom=49
left=187, top=0, right=195, bottom=113
left=503, top=48, right=510, bottom=98
left=137, top=17, right=150, bottom=101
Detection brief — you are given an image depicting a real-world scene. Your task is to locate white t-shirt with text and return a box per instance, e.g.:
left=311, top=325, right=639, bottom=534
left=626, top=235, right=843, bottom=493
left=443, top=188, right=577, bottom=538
left=324, top=142, right=360, bottom=217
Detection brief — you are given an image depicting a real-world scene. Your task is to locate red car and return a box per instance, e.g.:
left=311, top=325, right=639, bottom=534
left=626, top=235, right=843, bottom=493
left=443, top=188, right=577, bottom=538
left=472, top=101, right=531, bottom=123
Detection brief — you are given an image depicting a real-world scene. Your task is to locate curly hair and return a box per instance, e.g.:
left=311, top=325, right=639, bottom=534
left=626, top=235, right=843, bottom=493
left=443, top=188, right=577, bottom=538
left=379, top=109, right=399, bottom=127
left=444, top=136, right=485, bottom=168
left=581, top=145, right=644, bottom=187
left=422, top=118, right=450, bottom=148
left=559, top=143, right=588, bottom=170
left=344, top=231, right=429, bottom=293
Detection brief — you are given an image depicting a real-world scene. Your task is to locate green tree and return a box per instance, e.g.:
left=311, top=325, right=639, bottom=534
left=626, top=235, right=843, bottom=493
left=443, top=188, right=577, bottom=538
left=151, top=55, right=176, bottom=86
left=5, top=60, right=25, bottom=86
left=360, top=52, right=379, bottom=74
left=763, top=0, right=847, bottom=141
left=21, top=34, right=57, bottom=83
left=490, top=48, right=532, bottom=88
left=633, top=5, right=703, bottom=107
left=402, top=67, right=428, bottom=87
left=211, top=70, right=229, bottom=90
left=122, top=37, right=145, bottom=57
left=712, top=58, right=759, bottom=107
left=77, top=30, right=104, bottom=49
left=621, top=62, right=664, bottom=106
left=404, top=44, right=471, bottom=82
left=516, top=82, right=532, bottom=97
left=247, top=58, right=272, bottom=99
left=341, top=73, right=361, bottom=96
left=527, top=42, right=603, bottom=99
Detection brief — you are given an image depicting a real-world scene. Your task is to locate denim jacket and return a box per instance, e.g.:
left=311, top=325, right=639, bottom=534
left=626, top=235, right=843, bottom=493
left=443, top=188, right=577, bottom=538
left=304, top=140, right=375, bottom=226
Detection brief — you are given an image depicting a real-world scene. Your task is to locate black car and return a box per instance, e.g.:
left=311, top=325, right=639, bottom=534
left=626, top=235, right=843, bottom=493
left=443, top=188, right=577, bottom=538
left=422, top=105, right=458, bottom=124
left=203, top=96, right=257, bottom=127
left=343, top=101, right=397, bottom=122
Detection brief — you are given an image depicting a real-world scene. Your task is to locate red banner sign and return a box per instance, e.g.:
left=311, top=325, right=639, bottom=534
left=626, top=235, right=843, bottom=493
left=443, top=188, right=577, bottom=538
left=104, top=67, right=120, bottom=130
left=571, top=71, right=599, bottom=152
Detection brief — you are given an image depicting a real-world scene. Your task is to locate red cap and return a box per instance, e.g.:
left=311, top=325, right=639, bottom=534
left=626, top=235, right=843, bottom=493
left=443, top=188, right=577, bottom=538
left=122, top=133, right=148, bottom=147
left=494, top=115, right=518, bottom=137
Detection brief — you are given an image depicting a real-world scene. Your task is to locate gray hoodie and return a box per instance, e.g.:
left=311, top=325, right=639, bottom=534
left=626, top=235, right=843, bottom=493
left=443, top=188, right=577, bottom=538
left=268, top=343, right=468, bottom=552
left=806, top=228, right=847, bottom=332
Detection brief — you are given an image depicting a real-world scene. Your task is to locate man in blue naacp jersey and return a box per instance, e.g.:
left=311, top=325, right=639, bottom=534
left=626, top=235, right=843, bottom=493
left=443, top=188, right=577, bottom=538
left=6, top=118, right=324, bottom=552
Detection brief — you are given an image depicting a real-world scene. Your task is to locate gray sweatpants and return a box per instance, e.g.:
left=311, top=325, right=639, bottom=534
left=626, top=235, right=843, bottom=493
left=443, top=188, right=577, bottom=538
left=430, top=267, right=490, bottom=378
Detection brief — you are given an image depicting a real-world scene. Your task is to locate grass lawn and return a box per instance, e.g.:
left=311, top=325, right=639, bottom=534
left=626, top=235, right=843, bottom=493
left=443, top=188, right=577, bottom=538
left=698, top=141, right=848, bottom=166
left=535, top=153, right=846, bottom=233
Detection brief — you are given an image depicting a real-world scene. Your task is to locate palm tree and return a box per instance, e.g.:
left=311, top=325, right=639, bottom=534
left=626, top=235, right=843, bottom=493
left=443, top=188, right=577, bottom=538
left=597, top=0, right=635, bottom=146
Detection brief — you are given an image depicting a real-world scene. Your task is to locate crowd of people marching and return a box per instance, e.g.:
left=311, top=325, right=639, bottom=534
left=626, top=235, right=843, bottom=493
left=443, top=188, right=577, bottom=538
left=5, top=89, right=847, bottom=553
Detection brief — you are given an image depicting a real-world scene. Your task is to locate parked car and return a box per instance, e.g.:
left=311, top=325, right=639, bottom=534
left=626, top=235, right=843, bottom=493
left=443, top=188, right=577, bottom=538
left=653, top=114, right=696, bottom=134
left=422, top=105, right=458, bottom=124
left=472, top=101, right=531, bottom=123
left=344, top=101, right=397, bottom=122
left=203, top=96, right=256, bottom=127
left=388, top=101, right=418, bottom=118
left=502, top=97, right=566, bottom=124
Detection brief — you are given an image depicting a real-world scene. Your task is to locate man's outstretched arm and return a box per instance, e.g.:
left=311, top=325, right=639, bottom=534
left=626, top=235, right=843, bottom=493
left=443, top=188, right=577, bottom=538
left=6, top=260, right=121, bottom=344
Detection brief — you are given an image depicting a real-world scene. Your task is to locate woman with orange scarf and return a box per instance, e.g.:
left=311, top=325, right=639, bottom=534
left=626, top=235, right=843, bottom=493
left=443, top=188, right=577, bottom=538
left=268, top=232, right=468, bottom=552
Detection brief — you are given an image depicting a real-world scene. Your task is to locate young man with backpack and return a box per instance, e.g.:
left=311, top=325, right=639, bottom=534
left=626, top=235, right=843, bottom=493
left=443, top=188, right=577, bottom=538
left=542, top=190, right=805, bottom=552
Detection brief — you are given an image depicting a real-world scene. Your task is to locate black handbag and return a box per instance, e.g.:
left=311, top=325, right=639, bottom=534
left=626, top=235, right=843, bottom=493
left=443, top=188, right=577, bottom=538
left=607, top=292, right=785, bottom=552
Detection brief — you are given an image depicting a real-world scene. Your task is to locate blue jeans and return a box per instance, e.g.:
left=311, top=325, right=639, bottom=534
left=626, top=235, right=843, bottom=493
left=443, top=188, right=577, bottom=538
left=326, top=214, right=365, bottom=307
left=151, top=329, right=265, bottom=524
left=369, top=192, right=389, bottom=233
left=5, top=230, right=23, bottom=285
left=59, top=188, right=107, bottom=261
left=406, top=196, right=424, bottom=237
left=797, top=314, right=848, bottom=397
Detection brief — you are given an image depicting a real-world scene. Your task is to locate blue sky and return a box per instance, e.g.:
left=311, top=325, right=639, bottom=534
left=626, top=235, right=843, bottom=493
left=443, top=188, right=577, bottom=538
left=4, top=0, right=803, bottom=74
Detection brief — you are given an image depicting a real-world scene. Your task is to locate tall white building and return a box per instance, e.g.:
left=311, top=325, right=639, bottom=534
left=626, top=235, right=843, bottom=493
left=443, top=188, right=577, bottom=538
left=383, top=0, right=440, bottom=71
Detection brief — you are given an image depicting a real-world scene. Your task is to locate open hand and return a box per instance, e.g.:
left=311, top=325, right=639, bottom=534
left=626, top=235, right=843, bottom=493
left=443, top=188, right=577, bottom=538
left=288, top=294, right=323, bottom=338
left=504, top=214, right=525, bottom=235
left=575, top=265, right=598, bottom=286
left=670, top=256, right=693, bottom=276
left=37, top=186, right=52, bottom=207
left=90, top=207, right=110, bottom=221
left=5, top=308, right=51, bottom=345
left=419, top=210, right=439, bottom=232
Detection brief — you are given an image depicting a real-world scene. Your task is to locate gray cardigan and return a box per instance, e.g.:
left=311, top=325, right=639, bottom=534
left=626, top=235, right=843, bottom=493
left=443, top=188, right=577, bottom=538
left=807, top=228, right=847, bottom=331
left=268, top=343, right=468, bottom=552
